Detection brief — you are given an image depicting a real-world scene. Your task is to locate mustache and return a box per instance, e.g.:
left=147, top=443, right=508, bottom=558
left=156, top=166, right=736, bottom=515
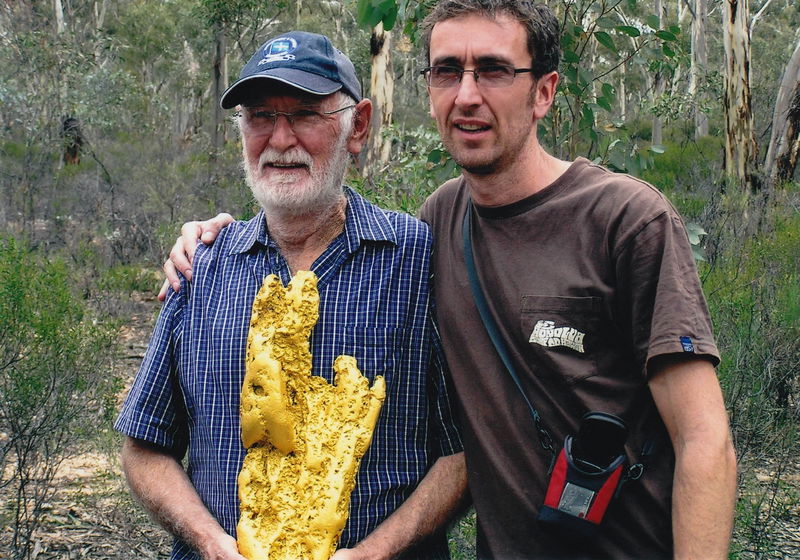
left=258, top=147, right=313, bottom=168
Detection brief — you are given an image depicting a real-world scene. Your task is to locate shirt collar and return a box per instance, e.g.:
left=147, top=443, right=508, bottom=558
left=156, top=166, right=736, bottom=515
left=228, top=186, right=398, bottom=255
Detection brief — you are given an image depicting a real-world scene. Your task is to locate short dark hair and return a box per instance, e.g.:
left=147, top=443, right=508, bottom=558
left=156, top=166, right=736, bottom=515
left=420, top=0, right=560, bottom=78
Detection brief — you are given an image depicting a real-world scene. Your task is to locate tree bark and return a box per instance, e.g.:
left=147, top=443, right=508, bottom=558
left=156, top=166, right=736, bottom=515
left=723, top=0, right=758, bottom=191
left=764, top=38, right=800, bottom=184
left=53, top=0, right=65, bottom=34
left=212, top=25, right=228, bottom=154
left=364, top=22, right=394, bottom=171
left=690, top=0, right=709, bottom=138
left=651, top=0, right=665, bottom=146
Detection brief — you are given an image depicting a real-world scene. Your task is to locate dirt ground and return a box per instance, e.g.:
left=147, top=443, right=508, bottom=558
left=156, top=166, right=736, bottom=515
left=0, top=292, right=172, bottom=559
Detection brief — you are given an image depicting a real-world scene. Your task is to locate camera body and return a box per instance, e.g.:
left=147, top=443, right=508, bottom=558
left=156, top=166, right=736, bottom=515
left=538, top=412, right=628, bottom=529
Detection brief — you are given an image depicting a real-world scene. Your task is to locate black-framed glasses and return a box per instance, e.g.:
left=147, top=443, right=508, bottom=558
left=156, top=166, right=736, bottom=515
left=236, top=104, right=356, bottom=135
left=421, top=65, right=534, bottom=88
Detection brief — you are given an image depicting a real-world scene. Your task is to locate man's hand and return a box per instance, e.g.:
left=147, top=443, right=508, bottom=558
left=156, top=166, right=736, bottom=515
left=121, top=437, right=248, bottom=560
left=158, top=213, right=235, bottom=301
left=327, top=452, right=468, bottom=560
left=199, top=533, right=248, bottom=560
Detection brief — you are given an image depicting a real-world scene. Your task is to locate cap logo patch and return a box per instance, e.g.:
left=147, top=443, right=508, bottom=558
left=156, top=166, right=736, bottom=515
left=258, top=37, right=298, bottom=65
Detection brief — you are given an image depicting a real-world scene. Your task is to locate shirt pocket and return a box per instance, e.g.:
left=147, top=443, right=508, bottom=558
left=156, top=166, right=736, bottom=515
left=323, top=326, right=424, bottom=388
left=520, top=295, right=604, bottom=386
left=329, top=325, right=426, bottom=430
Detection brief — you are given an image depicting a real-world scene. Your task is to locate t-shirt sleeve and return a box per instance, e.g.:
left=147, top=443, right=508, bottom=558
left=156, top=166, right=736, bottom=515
left=114, top=284, right=189, bottom=456
left=615, top=208, right=720, bottom=375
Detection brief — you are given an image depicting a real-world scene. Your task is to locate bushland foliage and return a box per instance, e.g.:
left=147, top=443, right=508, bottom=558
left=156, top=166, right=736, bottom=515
left=0, top=237, right=119, bottom=559
left=0, top=0, right=799, bottom=558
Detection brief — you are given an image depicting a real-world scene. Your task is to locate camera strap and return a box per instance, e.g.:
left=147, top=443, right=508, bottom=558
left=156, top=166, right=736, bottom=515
left=462, top=199, right=557, bottom=464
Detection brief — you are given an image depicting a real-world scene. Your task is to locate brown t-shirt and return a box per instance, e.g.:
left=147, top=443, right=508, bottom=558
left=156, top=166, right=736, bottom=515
left=418, top=158, right=719, bottom=559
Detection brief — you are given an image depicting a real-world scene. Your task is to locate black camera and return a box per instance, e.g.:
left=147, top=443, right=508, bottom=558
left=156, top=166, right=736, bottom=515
left=538, top=412, right=628, bottom=528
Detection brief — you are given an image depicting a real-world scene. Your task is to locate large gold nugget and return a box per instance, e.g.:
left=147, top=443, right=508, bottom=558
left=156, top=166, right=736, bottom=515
left=237, top=271, right=386, bottom=560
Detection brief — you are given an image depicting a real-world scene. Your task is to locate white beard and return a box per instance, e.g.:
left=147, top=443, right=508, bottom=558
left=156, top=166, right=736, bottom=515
left=245, top=125, right=352, bottom=217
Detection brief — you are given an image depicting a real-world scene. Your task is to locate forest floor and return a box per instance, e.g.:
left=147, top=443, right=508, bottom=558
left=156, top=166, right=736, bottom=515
left=1, top=292, right=798, bottom=559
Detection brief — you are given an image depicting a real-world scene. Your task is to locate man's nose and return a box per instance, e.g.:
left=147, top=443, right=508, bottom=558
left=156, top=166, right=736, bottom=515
left=454, top=71, right=484, bottom=107
left=268, top=114, right=298, bottom=150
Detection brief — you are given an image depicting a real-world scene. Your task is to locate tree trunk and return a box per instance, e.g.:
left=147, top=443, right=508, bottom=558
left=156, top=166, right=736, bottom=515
left=212, top=25, right=228, bottom=154
left=53, top=0, right=65, bottom=34
left=723, top=0, right=758, bottom=191
left=364, top=22, right=394, bottom=171
left=690, top=0, right=709, bottom=138
left=651, top=0, right=665, bottom=146
left=764, top=38, right=800, bottom=184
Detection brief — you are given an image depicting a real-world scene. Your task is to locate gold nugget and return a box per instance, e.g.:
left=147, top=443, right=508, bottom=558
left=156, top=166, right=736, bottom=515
left=238, top=271, right=385, bottom=560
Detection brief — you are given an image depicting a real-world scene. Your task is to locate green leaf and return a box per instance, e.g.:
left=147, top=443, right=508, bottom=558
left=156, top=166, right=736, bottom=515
left=578, top=68, right=594, bottom=87
left=563, top=49, right=580, bottom=64
left=594, top=31, right=617, bottom=52
left=608, top=151, right=628, bottom=172
left=686, top=222, right=708, bottom=261
left=649, top=144, right=666, bottom=154
left=646, top=15, right=660, bottom=29
left=427, top=149, right=444, bottom=163
left=656, top=30, right=677, bottom=42
left=686, top=222, right=707, bottom=245
left=567, top=84, right=583, bottom=96
left=596, top=97, right=612, bottom=112
left=615, top=25, right=641, bottom=37
left=601, top=82, right=616, bottom=101
left=378, top=0, right=398, bottom=30
left=596, top=17, right=618, bottom=28
left=357, top=0, right=384, bottom=29
left=662, top=43, right=676, bottom=57
left=357, top=0, right=393, bottom=29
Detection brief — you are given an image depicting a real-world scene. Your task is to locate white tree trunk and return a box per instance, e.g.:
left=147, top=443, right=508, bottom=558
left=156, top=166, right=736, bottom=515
left=54, top=0, right=65, bottom=34
left=723, top=0, right=757, bottom=190
left=365, top=22, right=394, bottom=170
left=764, top=37, right=800, bottom=184
left=690, top=0, right=709, bottom=138
left=651, top=0, right=665, bottom=146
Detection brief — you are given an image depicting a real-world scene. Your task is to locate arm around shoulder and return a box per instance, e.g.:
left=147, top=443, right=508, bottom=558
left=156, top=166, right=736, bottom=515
left=120, top=437, right=246, bottom=560
left=647, top=356, right=737, bottom=560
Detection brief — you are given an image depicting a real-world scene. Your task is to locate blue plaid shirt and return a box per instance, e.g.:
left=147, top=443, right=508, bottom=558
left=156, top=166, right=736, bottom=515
left=115, top=188, right=462, bottom=559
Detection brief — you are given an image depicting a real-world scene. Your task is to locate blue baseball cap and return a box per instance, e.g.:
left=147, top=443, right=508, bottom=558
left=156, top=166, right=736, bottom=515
left=220, top=31, right=362, bottom=109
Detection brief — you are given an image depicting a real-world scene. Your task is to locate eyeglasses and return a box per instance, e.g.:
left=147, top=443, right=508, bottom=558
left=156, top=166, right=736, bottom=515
left=237, top=104, right=356, bottom=135
left=421, top=65, right=534, bottom=88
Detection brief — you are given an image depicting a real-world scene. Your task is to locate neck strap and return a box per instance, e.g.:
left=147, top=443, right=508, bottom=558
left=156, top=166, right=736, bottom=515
left=462, top=199, right=555, bottom=458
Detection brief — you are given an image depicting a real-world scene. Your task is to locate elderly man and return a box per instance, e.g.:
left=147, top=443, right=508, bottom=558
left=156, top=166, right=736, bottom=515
left=116, top=31, right=465, bottom=560
left=164, top=3, right=737, bottom=558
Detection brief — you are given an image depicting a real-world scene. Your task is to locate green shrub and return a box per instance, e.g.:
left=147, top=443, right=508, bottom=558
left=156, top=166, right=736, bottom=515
left=0, top=235, right=119, bottom=559
left=700, top=204, right=800, bottom=557
left=639, top=136, right=723, bottom=220
left=354, top=124, right=459, bottom=215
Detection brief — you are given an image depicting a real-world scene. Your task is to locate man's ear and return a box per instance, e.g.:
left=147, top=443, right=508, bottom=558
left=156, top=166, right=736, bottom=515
left=347, top=98, right=373, bottom=155
left=532, top=71, right=559, bottom=121
left=427, top=87, right=437, bottom=119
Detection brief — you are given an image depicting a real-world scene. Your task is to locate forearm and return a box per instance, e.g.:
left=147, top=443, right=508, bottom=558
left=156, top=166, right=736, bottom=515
left=648, top=357, right=738, bottom=560
left=121, top=437, right=242, bottom=560
left=671, top=436, right=737, bottom=559
left=341, top=451, right=469, bottom=560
